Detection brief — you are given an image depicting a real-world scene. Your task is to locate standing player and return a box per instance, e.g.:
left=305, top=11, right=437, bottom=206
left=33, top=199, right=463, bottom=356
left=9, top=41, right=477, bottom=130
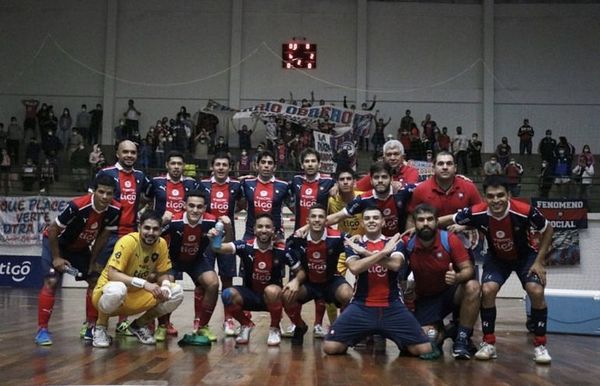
left=146, top=150, right=198, bottom=224
left=322, top=207, right=434, bottom=358
left=159, top=191, right=220, bottom=342
left=34, top=175, right=120, bottom=345
left=355, top=140, right=418, bottom=191
left=210, top=214, right=289, bottom=346
left=240, top=150, right=289, bottom=240
left=311, top=162, right=413, bottom=238
left=282, top=204, right=353, bottom=345
left=94, top=140, right=150, bottom=335
left=439, top=175, right=554, bottom=364
left=287, top=148, right=335, bottom=339
left=198, top=153, right=244, bottom=336
left=405, top=204, right=480, bottom=359
left=91, top=210, right=184, bottom=348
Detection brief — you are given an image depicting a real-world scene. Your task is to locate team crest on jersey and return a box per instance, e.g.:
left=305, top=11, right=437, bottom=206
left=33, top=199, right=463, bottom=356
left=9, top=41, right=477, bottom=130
left=458, top=192, right=464, bottom=199
left=90, top=222, right=98, bottom=230
left=172, top=190, right=180, bottom=196
left=258, top=261, right=267, bottom=269
left=383, top=208, right=392, bottom=216
left=124, top=181, right=132, bottom=188
left=306, top=188, right=313, bottom=195
left=188, top=235, right=196, bottom=242
left=151, top=252, right=159, bottom=262
left=216, top=191, right=224, bottom=198
left=312, top=252, right=321, bottom=260
left=496, top=230, right=505, bottom=238
left=260, top=191, right=268, bottom=197
left=436, top=252, right=443, bottom=259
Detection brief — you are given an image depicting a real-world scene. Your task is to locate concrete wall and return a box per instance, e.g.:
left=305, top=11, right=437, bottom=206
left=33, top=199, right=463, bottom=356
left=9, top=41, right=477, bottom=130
left=0, top=0, right=599, bottom=150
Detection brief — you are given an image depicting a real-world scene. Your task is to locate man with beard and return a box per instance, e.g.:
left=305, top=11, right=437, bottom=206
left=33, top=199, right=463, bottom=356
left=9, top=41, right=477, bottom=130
left=439, top=176, right=554, bottom=364
left=355, top=140, right=418, bottom=191
left=94, top=140, right=150, bottom=336
left=405, top=204, right=480, bottom=359
left=158, top=191, right=219, bottom=342
left=91, top=210, right=184, bottom=348
left=322, top=206, right=434, bottom=358
left=282, top=204, right=353, bottom=345
left=210, top=214, right=289, bottom=346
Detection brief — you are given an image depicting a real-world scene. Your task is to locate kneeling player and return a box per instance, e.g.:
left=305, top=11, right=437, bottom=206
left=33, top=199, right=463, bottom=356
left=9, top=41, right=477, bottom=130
left=323, top=207, right=433, bottom=358
left=159, top=190, right=220, bottom=342
left=405, top=204, right=480, bottom=359
left=282, top=204, right=353, bottom=345
left=91, top=210, right=184, bottom=347
left=210, top=214, right=288, bottom=346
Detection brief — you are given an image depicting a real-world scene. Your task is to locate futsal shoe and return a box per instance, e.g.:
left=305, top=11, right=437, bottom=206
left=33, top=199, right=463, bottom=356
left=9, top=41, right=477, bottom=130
left=196, top=326, right=218, bottom=342
left=267, top=327, right=281, bottom=346
left=291, top=324, right=308, bottom=346
left=236, top=325, right=253, bottom=345
left=533, top=345, right=552, bottom=364
left=475, top=342, right=498, bottom=360
left=116, top=320, right=133, bottom=336
left=35, top=328, right=53, bottom=346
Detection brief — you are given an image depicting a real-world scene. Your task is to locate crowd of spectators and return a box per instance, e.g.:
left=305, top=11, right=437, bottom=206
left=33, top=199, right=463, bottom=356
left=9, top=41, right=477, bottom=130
left=0, top=98, right=595, bottom=201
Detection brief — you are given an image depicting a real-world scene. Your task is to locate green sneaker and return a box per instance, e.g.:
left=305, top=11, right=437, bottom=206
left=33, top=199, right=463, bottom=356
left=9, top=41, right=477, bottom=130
left=154, top=325, right=167, bottom=342
left=116, top=320, right=134, bottom=336
left=79, top=322, right=88, bottom=339
left=420, top=343, right=442, bottom=360
left=196, top=326, right=217, bottom=342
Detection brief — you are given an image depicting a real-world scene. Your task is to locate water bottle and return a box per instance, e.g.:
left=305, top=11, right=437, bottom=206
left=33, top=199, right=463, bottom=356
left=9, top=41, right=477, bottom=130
left=64, top=266, right=83, bottom=278
left=212, top=221, right=224, bottom=250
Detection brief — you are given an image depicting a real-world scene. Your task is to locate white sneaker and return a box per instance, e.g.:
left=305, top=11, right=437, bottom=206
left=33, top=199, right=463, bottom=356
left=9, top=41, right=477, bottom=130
left=235, top=325, right=253, bottom=345
left=128, top=324, right=156, bottom=345
left=313, top=324, right=327, bottom=339
left=533, top=345, right=552, bottom=364
left=223, top=318, right=238, bottom=336
left=281, top=324, right=295, bottom=338
left=475, top=342, right=497, bottom=360
left=92, top=326, right=111, bottom=348
left=267, top=327, right=281, bottom=346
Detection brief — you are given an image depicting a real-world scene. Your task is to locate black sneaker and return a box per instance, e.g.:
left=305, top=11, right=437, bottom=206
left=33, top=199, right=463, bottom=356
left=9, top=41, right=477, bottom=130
left=452, top=337, right=472, bottom=360
left=291, top=324, right=308, bottom=346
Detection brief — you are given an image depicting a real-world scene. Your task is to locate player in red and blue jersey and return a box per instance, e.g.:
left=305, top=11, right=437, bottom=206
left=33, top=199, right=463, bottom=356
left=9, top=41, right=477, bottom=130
left=286, top=148, right=336, bottom=339
left=198, top=153, right=245, bottom=336
left=313, top=162, right=413, bottom=238
left=94, top=140, right=150, bottom=335
left=405, top=204, right=480, bottom=360
left=35, top=175, right=120, bottom=346
left=145, top=150, right=198, bottom=224
left=210, top=213, right=290, bottom=346
left=282, top=204, right=353, bottom=345
left=322, top=206, right=434, bottom=358
left=440, top=175, right=554, bottom=364
left=240, top=150, right=289, bottom=240
left=160, top=190, right=220, bottom=342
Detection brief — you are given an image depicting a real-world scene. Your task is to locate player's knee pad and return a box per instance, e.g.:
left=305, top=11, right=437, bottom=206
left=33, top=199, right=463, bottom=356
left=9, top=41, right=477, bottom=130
left=98, top=281, right=127, bottom=314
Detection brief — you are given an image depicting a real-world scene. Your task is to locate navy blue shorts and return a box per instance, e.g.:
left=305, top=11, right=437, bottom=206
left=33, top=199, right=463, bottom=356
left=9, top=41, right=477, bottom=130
left=413, top=285, right=459, bottom=326
left=96, top=232, right=119, bottom=268
left=232, top=285, right=269, bottom=312
left=302, top=276, right=350, bottom=306
left=213, top=253, right=237, bottom=278
left=482, top=252, right=542, bottom=288
left=170, top=256, right=215, bottom=284
left=325, top=302, right=429, bottom=349
left=41, top=237, right=91, bottom=281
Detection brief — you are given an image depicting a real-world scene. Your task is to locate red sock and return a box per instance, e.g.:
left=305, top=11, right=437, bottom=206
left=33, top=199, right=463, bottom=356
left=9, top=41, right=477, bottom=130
left=314, top=299, right=326, bottom=325
left=38, top=286, right=55, bottom=329
left=534, top=335, right=547, bottom=346
left=194, top=287, right=204, bottom=320
left=266, top=301, right=283, bottom=328
left=483, top=333, right=496, bottom=345
left=225, top=304, right=253, bottom=326
left=198, top=301, right=215, bottom=327
left=224, top=306, right=233, bottom=320
left=85, top=288, right=98, bottom=326
left=284, top=303, right=306, bottom=328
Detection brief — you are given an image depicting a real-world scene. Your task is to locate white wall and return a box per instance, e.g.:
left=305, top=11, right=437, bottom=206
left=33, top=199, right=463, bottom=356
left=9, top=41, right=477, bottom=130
left=0, top=1, right=599, bottom=149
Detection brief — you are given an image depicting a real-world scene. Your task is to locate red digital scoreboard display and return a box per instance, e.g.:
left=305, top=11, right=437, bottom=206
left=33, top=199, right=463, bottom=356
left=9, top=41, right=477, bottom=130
left=282, top=42, right=317, bottom=69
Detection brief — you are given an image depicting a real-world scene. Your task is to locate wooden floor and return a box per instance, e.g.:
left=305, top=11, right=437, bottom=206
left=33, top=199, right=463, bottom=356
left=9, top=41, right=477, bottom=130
left=1, top=288, right=598, bottom=386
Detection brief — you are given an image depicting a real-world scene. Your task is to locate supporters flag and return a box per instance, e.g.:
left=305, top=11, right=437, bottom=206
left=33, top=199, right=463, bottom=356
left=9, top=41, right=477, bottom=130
left=531, top=198, right=588, bottom=266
